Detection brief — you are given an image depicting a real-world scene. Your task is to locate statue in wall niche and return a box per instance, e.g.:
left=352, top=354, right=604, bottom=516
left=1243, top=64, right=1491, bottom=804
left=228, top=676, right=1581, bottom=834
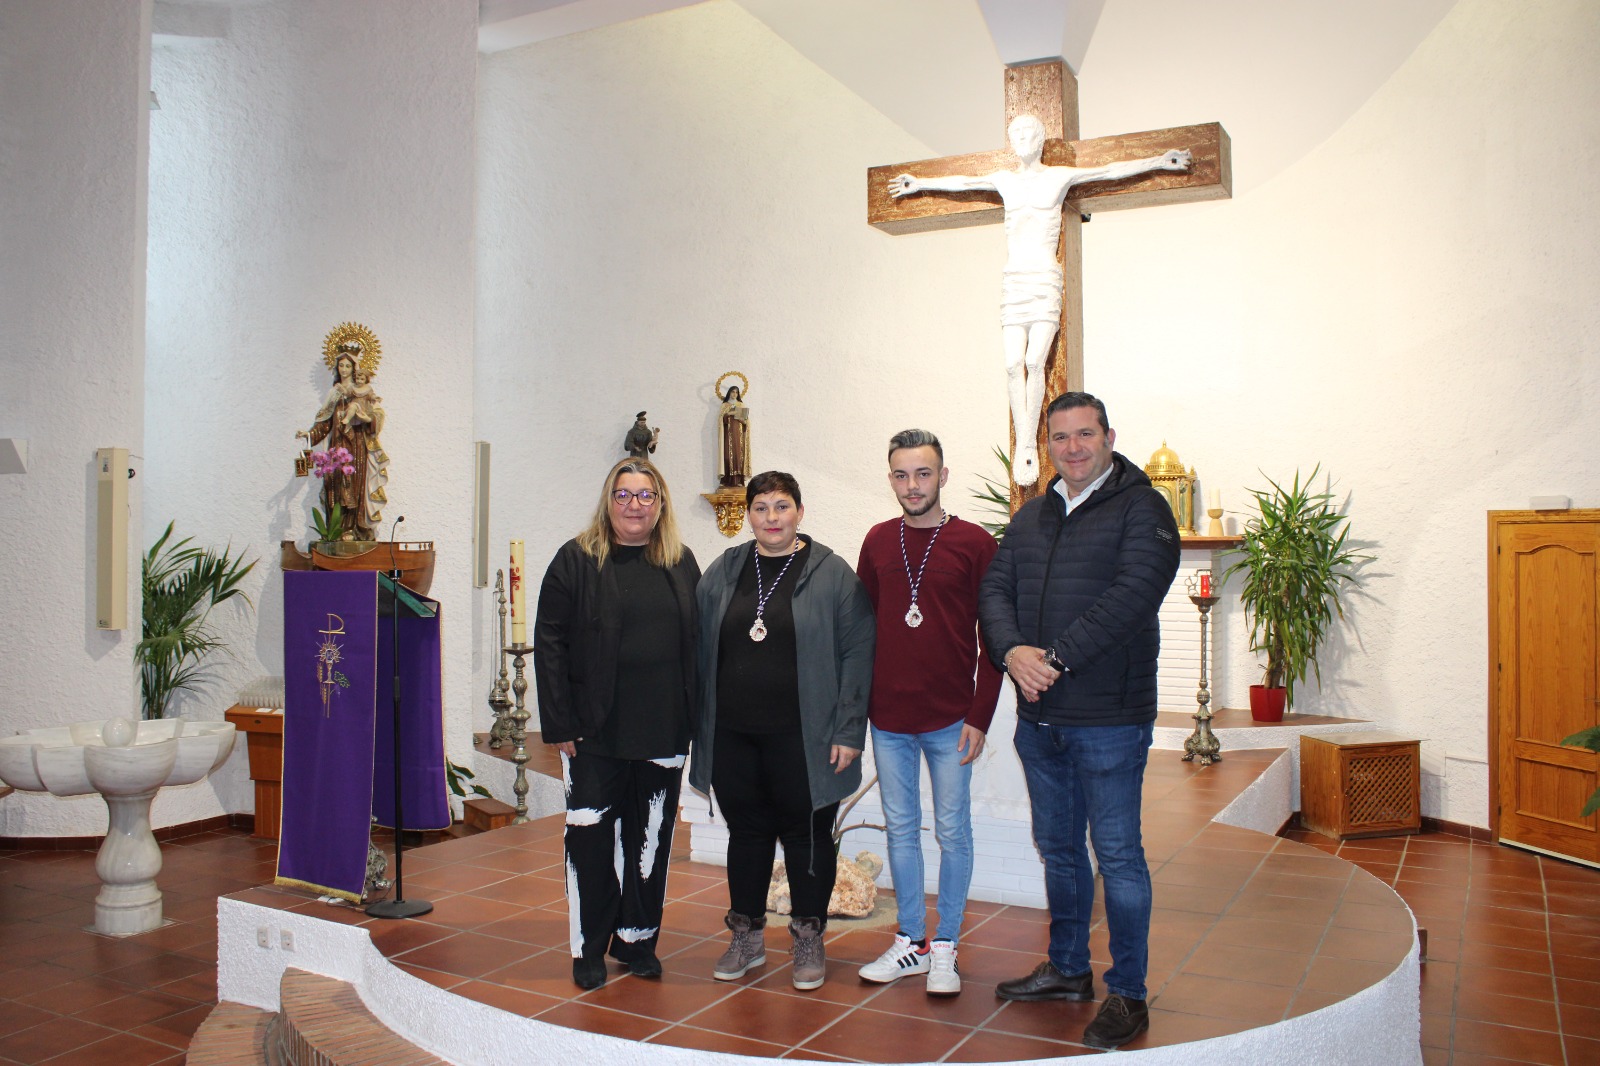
left=888, top=114, right=1192, bottom=485
left=296, top=322, right=390, bottom=540
left=624, top=411, right=659, bottom=458
left=716, top=374, right=750, bottom=488
left=701, top=371, right=752, bottom=537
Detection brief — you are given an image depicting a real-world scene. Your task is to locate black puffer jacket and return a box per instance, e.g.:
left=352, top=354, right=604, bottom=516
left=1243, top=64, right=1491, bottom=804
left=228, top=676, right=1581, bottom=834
left=533, top=538, right=700, bottom=744
left=978, top=454, right=1180, bottom=726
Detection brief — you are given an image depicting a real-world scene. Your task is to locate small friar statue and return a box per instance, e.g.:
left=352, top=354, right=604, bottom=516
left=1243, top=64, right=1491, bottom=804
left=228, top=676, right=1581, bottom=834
left=624, top=411, right=659, bottom=458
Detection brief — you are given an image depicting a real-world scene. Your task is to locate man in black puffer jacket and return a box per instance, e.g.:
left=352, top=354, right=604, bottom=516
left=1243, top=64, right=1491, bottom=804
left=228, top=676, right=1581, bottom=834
left=978, top=392, right=1180, bottom=1050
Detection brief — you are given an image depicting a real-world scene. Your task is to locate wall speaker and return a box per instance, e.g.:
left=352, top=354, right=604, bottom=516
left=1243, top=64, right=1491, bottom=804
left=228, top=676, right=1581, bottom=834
left=472, top=441, right=491, bottom=588
left=96, top=447, right=129, bottom=630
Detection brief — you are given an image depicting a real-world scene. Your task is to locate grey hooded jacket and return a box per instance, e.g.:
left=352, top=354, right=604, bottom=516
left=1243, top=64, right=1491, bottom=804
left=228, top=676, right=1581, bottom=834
left=688, top=537, right=875, bottom=812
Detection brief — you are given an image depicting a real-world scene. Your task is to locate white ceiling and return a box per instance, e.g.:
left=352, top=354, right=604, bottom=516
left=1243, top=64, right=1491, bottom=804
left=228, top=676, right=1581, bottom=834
left=477, top=0, right=1458, bottom=193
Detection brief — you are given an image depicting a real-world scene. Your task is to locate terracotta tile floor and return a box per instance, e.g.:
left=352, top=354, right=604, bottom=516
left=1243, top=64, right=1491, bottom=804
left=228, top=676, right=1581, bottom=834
left=1280, top=825, right=1600, bottom=1066
left=0, top=830, right=275, bottom=1065
left=4, top=750, right=1598, bottom=1063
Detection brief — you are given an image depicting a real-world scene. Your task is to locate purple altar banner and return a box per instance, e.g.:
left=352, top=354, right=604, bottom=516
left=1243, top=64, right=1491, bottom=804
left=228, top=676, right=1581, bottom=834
left=278, top=571, right=378, bottom=901
left=372, top=576, right=450, bottom=831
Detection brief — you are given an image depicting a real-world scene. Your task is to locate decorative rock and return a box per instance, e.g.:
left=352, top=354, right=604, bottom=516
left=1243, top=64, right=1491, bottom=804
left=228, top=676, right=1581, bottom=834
left=766, top=850, right=882, bottom=918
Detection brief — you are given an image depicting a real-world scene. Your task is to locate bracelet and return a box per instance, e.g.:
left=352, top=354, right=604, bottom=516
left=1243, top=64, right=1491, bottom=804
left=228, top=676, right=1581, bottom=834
left=1003, top=647, right=1020, bottom=672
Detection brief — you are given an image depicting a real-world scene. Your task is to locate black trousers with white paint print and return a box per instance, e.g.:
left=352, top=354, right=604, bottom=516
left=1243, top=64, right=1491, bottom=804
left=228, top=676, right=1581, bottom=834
left=563, top=750, right=684, bottom=962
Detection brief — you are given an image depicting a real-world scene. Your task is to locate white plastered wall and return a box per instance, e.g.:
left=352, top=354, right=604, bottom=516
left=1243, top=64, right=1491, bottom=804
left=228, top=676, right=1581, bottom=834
left=0, top=1, right=153, bottom=836
left=1074, top=0, right=1600, bottom=826
left=12, top=0, right=1593, bottom=841
left=139, top=0, right=480, bottom=834
left=476, top=0, right=1004, bottom=605
left=480, top=0, right=1600, bottom=830
left=0, top=0, right=481, bottom=838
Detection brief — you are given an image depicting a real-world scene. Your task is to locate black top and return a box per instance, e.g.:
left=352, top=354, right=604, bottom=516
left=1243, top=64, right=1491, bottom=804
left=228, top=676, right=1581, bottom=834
left=578, top=544, right=689, bottom=759
left=716, top=543, right=810, bottom=734
left=533, top=538, right=700, bottom=747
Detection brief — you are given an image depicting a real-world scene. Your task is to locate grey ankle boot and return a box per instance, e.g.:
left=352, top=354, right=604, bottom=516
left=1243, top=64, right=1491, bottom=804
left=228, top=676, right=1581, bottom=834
left=714, top=910, right=766, bottom=981
left=789, top=915, right=826, bottom=990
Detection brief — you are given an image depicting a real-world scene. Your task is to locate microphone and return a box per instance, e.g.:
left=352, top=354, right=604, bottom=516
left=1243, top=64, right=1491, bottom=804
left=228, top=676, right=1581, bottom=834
left=389, top=514, right=405, bottom=540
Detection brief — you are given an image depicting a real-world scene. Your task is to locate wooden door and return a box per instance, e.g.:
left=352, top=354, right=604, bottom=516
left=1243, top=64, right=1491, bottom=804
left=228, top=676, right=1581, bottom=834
left=1490, top=511, right=1600, bottom=865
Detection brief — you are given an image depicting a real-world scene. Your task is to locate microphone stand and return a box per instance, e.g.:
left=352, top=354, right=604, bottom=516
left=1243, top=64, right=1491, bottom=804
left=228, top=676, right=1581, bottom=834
left=366, top=516, right=432, bottom=919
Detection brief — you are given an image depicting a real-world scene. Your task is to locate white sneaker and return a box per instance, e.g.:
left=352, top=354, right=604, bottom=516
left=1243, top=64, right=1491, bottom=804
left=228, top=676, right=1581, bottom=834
left=858, top=933, right=931, bottom=983
left=926, top=939, right=961, bottom=995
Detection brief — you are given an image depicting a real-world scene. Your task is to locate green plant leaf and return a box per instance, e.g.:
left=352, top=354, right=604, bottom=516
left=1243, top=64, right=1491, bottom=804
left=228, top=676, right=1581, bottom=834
left=445, top=758, right=495, bottom=805
left=136, top=522, right=258, bottom=719
left=971, top=445, right=1014, bottom=541
left=1217, top=466, right=1372, bottom=710
left=1561, top=726, right=1600, bottom=752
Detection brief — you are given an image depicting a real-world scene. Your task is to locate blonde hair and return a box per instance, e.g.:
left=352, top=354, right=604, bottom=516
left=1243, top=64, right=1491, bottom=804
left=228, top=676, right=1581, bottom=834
left=576, top=457, right=684, bottom=570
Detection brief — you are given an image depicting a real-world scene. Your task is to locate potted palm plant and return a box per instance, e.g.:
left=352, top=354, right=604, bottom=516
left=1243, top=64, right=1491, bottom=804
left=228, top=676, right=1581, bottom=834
left=1219, top=467, right=1367, bottom=721
left=137, top=522, right=258, bottom=720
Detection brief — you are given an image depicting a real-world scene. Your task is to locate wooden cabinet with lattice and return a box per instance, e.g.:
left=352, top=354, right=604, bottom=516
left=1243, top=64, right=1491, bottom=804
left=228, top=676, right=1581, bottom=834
left=1299, top=732, right=1421, bottom=840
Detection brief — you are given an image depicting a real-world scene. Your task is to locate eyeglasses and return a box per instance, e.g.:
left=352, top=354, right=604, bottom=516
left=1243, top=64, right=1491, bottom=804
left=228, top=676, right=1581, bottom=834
left=611, top=488, right=658, bottom=506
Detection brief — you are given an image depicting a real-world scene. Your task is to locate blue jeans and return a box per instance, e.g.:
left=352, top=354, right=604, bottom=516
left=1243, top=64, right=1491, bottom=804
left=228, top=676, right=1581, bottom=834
left=1014, top=718, right=1153, bottom=1001
left=872, top=720, right=975, bottom=943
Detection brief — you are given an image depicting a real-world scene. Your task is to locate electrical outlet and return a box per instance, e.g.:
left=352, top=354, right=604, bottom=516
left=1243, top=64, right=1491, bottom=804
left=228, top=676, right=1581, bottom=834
left=280, top=929, right=294, bottom=951
left=257, top=926, right=271, bottom=948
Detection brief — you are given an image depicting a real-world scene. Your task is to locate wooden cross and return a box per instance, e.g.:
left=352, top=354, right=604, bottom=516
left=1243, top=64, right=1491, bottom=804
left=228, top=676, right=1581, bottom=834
left=867, top=60, right=1231, bottom=509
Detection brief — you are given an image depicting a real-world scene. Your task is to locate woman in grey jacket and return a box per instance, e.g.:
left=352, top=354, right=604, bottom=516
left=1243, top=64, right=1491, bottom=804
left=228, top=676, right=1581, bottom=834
left=690, top=471, right=875, bottom=990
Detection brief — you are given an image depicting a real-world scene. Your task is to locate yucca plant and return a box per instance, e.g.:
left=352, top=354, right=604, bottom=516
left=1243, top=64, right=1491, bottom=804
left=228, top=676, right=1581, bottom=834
left=1219, top=467, right=1369, bottom=710
left=137, top=522, right=258, bottom=720
left=972, top=445, right=1014, bottom=540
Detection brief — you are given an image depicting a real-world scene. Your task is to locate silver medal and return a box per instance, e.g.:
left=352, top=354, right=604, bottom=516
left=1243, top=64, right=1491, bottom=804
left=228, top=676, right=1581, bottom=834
left=898, top=513, right=949, bottom=632
left=748, top=543, right=798, bottom=644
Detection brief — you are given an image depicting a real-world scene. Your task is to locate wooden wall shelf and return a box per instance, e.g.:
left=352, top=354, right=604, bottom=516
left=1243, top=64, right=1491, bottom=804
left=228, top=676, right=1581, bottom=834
left=1181, top=535, right=1243, bottom=549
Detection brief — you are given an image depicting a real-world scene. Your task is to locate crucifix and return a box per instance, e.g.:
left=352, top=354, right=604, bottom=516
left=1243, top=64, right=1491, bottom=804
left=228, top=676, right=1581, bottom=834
left=867, top=60, right=1230, bottom=508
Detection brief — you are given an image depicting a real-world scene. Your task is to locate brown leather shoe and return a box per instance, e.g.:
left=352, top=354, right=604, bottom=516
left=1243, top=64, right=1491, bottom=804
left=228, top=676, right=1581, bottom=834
left=1081, top=993, right=1149, bottom=1049
left=994, top=959, right=1094, bottom=1001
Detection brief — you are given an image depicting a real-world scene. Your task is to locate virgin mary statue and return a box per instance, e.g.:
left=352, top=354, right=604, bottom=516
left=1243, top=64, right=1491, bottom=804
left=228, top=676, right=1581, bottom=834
left=298, top=325, right=389, bottom=540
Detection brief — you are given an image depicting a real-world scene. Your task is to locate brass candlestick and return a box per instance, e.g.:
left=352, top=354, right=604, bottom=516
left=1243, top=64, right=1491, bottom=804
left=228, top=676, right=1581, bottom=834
left=506, top=643, right=534, bottom=823
left=487, top=570, right=514, bottom=748
left=1183, top=573, right=1222, bottom=766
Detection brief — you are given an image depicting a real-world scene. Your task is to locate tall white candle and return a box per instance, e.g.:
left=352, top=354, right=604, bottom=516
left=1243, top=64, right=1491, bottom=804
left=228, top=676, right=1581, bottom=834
left=1208, top=488, right=1222, bottom=512
left=509, top=540, right=527, bottom=644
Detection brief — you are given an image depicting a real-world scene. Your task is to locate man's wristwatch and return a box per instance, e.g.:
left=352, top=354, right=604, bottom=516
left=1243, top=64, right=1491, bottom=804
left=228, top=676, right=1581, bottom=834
left=1042, top=648, right=1067, bottom=674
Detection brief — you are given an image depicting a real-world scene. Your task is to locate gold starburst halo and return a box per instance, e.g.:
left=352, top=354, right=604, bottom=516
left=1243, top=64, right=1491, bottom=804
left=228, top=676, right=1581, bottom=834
left=715, top=370, right=749, bottom=399
left=322, top=322, right=382, bottom=377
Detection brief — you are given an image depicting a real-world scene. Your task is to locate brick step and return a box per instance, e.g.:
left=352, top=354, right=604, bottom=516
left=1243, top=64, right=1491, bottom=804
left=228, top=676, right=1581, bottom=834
left=185, top=1001, right=274, bottom=1065
left=276, top=967, right=448, bottom=1066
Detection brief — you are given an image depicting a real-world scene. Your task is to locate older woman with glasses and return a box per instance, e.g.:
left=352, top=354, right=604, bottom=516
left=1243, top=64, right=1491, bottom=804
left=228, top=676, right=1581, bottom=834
left=690, top=470, right=875, bottom=991
left=534, top=457, right=700, bottom=989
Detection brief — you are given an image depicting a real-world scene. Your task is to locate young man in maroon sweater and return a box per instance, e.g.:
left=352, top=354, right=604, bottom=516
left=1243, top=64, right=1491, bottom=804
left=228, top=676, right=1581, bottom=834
left=855, top=429, right=1004, bottom=994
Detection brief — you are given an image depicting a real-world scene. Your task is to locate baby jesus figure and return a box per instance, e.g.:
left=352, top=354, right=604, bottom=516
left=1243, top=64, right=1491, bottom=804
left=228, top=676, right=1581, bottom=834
left=341, top=369, right=384, bottom=436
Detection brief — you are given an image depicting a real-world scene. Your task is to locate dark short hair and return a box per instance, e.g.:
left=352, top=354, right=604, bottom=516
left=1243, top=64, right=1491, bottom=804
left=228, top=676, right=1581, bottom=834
left=746, top=470, right=802, bottom=508
left=1045, top=391, right=1110, bottom=434
left=887, top=428, right=943, bottom=467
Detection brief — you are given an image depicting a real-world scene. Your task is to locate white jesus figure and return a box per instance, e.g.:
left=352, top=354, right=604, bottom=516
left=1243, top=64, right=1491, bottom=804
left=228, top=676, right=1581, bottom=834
left=889, top=114, right=1192, bottom=485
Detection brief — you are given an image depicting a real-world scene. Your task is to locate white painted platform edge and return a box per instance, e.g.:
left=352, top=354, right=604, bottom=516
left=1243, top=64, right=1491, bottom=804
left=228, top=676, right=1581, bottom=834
left=217, top=895, right=1419, bottom=1066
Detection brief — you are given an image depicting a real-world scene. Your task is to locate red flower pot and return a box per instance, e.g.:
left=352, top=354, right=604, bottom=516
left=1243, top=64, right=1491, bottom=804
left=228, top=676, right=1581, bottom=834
left=1249, top=685, right=1287, bottom=722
